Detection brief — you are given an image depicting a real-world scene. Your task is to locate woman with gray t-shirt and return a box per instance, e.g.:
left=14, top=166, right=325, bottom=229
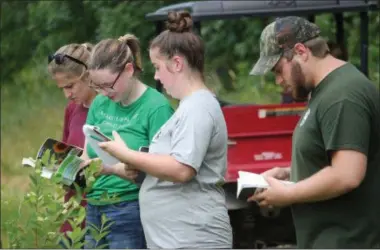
left=98, top=10, right=232, bottom=249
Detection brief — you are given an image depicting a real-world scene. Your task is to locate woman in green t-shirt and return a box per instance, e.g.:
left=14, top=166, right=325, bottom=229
left=82, top=34, right=173, bottom=249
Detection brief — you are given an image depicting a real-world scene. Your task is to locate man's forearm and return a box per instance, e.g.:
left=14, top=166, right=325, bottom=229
left=288, top=166, right=356, bottom=204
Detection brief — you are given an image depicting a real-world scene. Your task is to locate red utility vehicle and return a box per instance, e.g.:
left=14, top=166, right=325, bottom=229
left=146, top=0, right=379, bottom=248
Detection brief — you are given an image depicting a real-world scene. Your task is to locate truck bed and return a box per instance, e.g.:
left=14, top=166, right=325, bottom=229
left=222, top=102, right=306, bottom=182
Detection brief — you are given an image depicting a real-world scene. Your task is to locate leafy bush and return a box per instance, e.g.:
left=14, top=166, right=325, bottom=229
left=2, top=152, right=114, bottom=249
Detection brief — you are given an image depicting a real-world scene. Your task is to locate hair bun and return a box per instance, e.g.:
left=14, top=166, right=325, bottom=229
left=118, top=35, right=128, bottom=42
left=167, top=11, right=193, bottom=33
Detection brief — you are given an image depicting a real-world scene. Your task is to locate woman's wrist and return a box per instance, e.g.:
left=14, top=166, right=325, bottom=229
left=119, top=147, right=133, bottom=164
left=110, top=163, right=124, bottom=176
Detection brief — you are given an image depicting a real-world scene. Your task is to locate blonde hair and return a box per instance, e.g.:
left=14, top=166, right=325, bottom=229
left=88, top=34, right=142, bottom=75
left=48, top=43, right=93, bottom=78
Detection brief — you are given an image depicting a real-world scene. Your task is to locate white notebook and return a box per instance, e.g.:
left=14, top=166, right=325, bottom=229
left=236, top=171, right=294, bottom=199
left=82, top=125, right=120, bottom=167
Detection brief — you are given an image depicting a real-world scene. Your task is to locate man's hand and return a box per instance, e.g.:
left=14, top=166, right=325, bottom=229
left=247, top=167, right=291, bottom=208
left=261, top=166, right=290, bottom=181
left=248, top=176, right=294, bottom=207
left=247, top=166, right=290, bottom=199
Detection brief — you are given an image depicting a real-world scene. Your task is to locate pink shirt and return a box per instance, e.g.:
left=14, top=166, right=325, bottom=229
left=60, top=101, right=88, bottom=234
left=62, top=101, right=88, bottom=148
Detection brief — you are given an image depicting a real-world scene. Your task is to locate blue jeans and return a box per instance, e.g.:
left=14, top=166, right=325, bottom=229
left=84, top=200, right=146, bottom=249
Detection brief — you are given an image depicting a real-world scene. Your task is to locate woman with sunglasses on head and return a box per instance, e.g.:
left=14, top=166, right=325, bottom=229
left=81, top=34, right=173, bottom=249
left=98, top=11, right=233, bottom=249
left=47, top=42, right=97, bottom=247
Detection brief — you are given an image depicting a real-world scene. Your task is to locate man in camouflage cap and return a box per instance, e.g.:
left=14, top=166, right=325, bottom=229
left=249, top=16, right=380, bottom=248
left=250, top=16, right=320, bottom=76
left=250, top=16, right=321, bottom=101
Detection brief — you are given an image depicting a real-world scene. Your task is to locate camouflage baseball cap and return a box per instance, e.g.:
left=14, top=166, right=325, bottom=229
left=250, top=16, right=321, bottom=75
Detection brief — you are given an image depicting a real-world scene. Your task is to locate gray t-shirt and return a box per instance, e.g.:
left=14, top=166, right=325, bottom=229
left=139, top=89, right=232, bottom=249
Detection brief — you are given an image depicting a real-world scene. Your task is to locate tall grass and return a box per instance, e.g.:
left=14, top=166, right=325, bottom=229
left=1, top=63, right=67, bottom=175
left=1, top=61, right=67, bottom=243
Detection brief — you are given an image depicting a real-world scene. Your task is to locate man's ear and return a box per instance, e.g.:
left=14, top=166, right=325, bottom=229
left=294, top=43, right=308, bottom=62
left=125, top=62, right=135, bottom=77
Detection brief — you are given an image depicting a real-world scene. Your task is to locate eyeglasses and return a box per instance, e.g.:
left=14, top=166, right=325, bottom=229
left=89, top=61, right=128, bottom=92
left=48, top=53, right=88, bottom=69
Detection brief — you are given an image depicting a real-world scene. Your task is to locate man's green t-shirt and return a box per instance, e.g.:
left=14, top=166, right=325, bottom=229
left=85, top=86, right=174, bottom=205
left=290, top=63, right=380, bottom=248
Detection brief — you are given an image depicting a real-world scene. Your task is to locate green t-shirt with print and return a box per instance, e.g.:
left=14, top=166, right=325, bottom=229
left=85, top=86, right=174, bottom=205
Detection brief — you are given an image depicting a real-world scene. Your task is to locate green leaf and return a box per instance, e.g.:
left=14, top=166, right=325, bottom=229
left=60, top=235, right=71, bottom=249
left=98, top=230, right=110, bottom=241
left=75, top=207, right=86, bottom=224
left=99, top=191, right=109, bottom=201
left=73, top=241, right=85, bottom=249
left=73, top=183, right=83, bottom=198
left=40, top=149, right=51, bottom=166
left=29, top=174, right=38, bottom=187
left=102, top=221, right=114, bottom=232
left=50, top=152, right=57, bottom=166
left=101, top=213, right=109, bottom=226
left=88, top=224, right=100, bottom=235
left=67, top=219, right=76, bottom=231
left=68, top=227, right=82, bottom=242
left=96, top=243, right=109, bottom=249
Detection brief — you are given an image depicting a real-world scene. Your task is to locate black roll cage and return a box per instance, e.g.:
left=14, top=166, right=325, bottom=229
left=146, top=0, right=379, bottom=91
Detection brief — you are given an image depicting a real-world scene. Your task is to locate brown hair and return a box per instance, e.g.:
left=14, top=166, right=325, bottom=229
left=150, top=11, right=205, bottom=76
left=284, top=37, right=330, bottom=61
left=88, top=34, right=142, bottom=75
left=48, top=43, right=93, bottom=78
left=327, top=41, right=345, bottom=60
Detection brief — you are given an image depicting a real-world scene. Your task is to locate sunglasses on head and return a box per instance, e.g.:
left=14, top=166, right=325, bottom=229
left=48, top=53, right=88, bottom=69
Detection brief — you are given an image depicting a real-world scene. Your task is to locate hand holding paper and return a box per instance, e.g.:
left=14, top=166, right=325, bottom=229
left=237, top=171, right=294, bottom=203
left=98, top=131, right=147, bottom=186
left=82, top=125, right=121, bottom=166
left=248, top=176, right=295, bottom=207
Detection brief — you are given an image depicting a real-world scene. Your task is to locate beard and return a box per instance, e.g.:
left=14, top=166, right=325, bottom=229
left=290, top=62, right=311, bottom=102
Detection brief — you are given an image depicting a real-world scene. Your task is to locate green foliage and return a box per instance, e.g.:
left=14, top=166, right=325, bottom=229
left=1, top=1, right=100, bottom=79
left=2, top=151, right=114, bottom=249
left=85, top=214, right=114, bottom=249
left=1, top=1, right=32, bottom=80
left=2, top=1, right=378, bottom=93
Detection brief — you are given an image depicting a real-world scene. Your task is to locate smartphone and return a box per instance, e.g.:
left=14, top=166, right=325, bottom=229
left=139, top=146, right=149, bottom=153
left=93, top=127, right=111, bottom=142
